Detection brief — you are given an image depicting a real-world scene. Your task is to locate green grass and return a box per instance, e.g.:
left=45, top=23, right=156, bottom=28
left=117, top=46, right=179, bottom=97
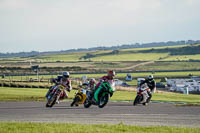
left=1, top=71, right=200, bottom=86
left=0, top=87, right=47, bottom=101
left=135, top=62, right=200, bottom=71
left=0, top=122, right=199, bottom=133
left=120, top=44, right=189, bottom=52
left=111, top=91, right=200, bottom=104
left=0, top=87, right=200, bottom=104
left=91, top=53, right=169, bottom=61
left=1, top=44, right=200, bottom=63
left=31, top=53, right=86, bottom=62
left=115, top=71, right=200, bottom=78
left=91, top=62, right=136, bottom=69
left=0, top=87, right=76, bottom=101
left=162, top=54, right=200, bottom=61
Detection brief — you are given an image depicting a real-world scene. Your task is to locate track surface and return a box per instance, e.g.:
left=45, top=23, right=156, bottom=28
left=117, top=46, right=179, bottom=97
left=0, top=101, right=200, bottom=127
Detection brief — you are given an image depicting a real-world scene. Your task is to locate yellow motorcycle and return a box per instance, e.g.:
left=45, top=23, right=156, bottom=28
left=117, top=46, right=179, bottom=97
left=71, top=83, right=88, bottom=107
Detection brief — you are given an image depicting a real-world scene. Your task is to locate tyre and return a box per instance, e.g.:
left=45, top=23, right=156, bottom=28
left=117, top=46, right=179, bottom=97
left=46, top=103, right=50, bottom=107
left=84, top=98, right=92, bottom=108
left=71, top=96, right=81, bottom=107
left=98, top=93, right=109, bottom=108
left=46, top=95, right=57, bottom=108
left=133, top=95, right=142, bottom=106
left=143, top=102, right=148, bottom=106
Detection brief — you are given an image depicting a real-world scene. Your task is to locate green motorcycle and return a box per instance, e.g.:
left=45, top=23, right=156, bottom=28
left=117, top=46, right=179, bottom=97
left=84, top=81, right=115, bottom=108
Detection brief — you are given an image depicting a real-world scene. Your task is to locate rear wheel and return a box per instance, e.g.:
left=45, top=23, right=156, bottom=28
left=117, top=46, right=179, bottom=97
left=98, top=93, right=109, bottom=108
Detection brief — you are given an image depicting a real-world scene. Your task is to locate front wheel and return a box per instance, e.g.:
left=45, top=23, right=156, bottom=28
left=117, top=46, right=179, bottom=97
left=46, top=95, right=57, bottom=108
left=133, top=95, right=142, bottom=106
left=98, top=93, right=109, bottom=108
left=71, top=96, right=81, bottom=107
left=84, top=98, right=92, bottom=108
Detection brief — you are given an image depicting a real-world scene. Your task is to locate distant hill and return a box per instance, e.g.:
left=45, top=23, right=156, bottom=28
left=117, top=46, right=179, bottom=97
left=0, top=40, right=200, bottom=58
left=140, top=44, right=200, bottom=55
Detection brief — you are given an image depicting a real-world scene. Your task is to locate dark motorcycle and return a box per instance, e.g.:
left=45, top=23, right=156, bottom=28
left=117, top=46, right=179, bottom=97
left=133, top=85, right=151, bottom=106
left=84, top=81, right=115, bottom=108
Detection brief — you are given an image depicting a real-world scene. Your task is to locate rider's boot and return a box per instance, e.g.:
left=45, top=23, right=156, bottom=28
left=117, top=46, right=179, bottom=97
left=146, top=91, right=152, bottom=103
left=56, top=93, right=61, bottom=104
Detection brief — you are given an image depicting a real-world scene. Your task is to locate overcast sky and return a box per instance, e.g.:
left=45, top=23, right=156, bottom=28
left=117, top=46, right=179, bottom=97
left=0, top=0, right=200, bottom=53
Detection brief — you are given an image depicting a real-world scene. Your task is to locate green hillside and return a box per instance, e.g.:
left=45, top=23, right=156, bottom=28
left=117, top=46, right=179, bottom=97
left=1, top=44, right=200, bottom=62
left=80, top=44, right=200, bottom=62
left=1, top=44, right=200, bottom=73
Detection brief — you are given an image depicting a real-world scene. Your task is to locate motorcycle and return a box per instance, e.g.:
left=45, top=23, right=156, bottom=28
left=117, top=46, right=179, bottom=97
left=71, top=83, right=88, bottom=107
left=133, top=84, right=151, bottom=106
left=84, top=81, right=115, bottom=108
left=46, top=85, right=65, bottom=108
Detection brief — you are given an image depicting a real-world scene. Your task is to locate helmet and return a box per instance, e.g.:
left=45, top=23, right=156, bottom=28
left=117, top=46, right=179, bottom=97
left=89, top=78, right=96, bottom=85
left=148, top=75, right=153, bottom=80
left=63, top=71, right=70, bottom=77
left=108, top=70, right=116, bottom=77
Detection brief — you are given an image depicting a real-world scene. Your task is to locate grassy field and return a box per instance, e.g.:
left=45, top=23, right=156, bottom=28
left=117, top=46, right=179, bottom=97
left=162, top=54, right=200, bottom=61
left=0, top=87, right=200, bottom=104
left=0, top=87, right=77, bottom=101
left=91, top=53, right=169, bottom=61
left=0, top=71, right=198, bottom=81
left=134, top=61, right=200, bottom=71
left=0, top=122, right=199, bottom=133
left=31, top=53, right=86, bottom=62
left=120, top=44, right=188, bottom=52
left=1, top=71, right=200, bottom=87
left=1, top=44, right=200, bottom=64
left=113, top=90, right=200, bottom=104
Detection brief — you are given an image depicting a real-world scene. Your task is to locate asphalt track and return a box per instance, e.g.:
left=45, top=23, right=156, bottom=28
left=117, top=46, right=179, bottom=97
left=0, top=101, right=200, bottom=127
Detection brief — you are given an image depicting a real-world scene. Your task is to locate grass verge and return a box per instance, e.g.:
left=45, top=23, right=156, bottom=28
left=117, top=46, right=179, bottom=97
left=0, top=122, right=199, bottom=133
left=112, top=91, right=200, bottom=105
left=0, top=87, right=75, bottom=101
left=0, top=87, right=200, bottom=105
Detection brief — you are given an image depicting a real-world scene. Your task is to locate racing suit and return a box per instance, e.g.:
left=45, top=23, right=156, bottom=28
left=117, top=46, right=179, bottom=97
left=140, top=79, right=156, bottom=103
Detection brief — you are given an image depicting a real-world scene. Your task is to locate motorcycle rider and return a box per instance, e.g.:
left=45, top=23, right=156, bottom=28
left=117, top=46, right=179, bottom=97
left=89, top=78, right=96, bottom=91
left=139, top=75, right=156, bottom=103
left=94, top=70, right=116, bottom=104
left=88, top=78, right=96, bottom=99
left=46, top=72, right=72, bottom=104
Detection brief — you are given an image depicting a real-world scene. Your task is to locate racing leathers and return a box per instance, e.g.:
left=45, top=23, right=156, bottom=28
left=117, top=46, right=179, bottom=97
left=140, top=79, right=156, bottom=103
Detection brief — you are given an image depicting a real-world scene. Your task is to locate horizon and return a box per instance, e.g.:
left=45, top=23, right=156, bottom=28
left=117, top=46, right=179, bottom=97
left=0, top=39, right=199, bottom=54
left=1, top=0, right=200, bottom=53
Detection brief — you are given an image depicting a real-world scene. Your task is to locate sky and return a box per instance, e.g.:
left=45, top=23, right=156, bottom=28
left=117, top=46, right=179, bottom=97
left=0, top=0, right=200, bottom=53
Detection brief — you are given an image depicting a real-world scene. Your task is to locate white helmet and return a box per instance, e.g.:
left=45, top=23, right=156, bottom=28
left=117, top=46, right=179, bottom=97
left=63, top=71, right=70, bottom=77
left=148, top=75, right=153, bottom=80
